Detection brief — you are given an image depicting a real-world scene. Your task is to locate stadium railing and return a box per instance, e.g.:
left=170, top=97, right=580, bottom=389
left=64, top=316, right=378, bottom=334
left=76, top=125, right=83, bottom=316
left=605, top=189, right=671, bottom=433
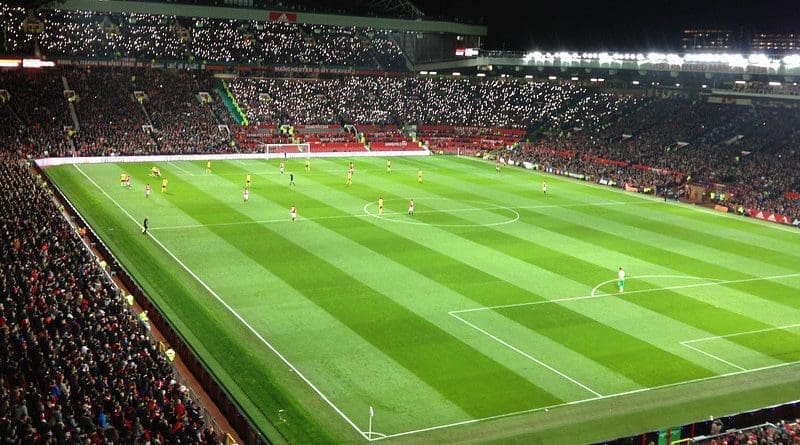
left=602, top=400, right=800, bottom=444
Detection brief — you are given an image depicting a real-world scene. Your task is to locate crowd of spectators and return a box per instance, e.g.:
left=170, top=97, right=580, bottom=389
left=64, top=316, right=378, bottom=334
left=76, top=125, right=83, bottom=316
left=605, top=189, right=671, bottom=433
left=1, top=6, right=406, bottom=70
left=0, top=70, right=73, bottom=158
left=703, top=420, right=800, bottom=445
left=1, top=66, right=233, bottom=156
left=0, top=154, right=220, bottom=443
left=133, top=69, right=231, bottom=154
left=1, top=64, right=799, bottom=221
left=66, top=67, right=157, bottom=156
left=511, top=96, right=800, bottom=221
left=229, top=76, right=584, bottom=127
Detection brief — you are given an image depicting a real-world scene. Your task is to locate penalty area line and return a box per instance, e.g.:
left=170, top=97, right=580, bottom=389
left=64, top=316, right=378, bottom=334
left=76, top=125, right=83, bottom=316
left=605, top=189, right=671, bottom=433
left=452, top=272, right=800, bottom=314
left=448, top=311, right=603, bottom=397
left=71, top=164, right=372, bottom=441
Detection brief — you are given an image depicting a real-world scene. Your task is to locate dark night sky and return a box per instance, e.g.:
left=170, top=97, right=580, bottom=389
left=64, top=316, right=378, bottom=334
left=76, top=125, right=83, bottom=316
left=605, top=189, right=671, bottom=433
left=414, top=0, right=800, bottom=51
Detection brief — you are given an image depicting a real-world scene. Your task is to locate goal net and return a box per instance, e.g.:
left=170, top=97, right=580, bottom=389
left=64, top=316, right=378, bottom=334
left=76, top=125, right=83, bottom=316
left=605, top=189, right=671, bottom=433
left=263, top=143, right=310, bottom=155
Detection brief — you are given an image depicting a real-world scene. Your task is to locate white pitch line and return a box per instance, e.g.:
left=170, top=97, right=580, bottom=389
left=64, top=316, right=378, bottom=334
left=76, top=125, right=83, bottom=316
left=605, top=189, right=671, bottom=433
left=167, top=161, right=195, bottom=176
left=460, top=156, right=800, bottom=236
left=683, top=322, right=800, bottom=344
left=679, top=341, right=747, bottom=371
left=448, top=311, right=603, bottom=397
left=590, top=274, right=724, bottom=297
left=150, top=200, right=660, bottom=231
left=372, top=359, right=800, bottom=442
left=149, top=213, right=371, bottom=231
left=451, top=272, right=800, bottom=314
left=72, top=164, right=371, bottom=441
left=70, top=161, right=800, bottom=442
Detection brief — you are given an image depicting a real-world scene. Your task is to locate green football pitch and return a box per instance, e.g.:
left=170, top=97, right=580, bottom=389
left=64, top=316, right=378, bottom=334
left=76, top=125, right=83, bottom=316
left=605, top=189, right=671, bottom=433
left=45, top=155, right=800, bottom=444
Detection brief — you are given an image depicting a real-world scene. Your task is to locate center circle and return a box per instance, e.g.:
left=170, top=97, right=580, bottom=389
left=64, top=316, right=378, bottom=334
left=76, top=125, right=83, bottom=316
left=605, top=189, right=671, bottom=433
left=363, top=197, right=520, bottom=227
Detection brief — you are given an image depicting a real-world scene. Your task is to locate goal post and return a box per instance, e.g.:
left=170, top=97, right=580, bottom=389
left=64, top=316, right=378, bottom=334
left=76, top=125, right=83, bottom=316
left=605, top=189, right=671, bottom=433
left=263, top=143, right=310, bottom=155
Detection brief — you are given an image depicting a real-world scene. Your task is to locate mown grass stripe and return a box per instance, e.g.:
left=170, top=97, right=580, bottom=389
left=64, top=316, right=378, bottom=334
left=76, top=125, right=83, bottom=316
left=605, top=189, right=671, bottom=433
left=268, top=159, right=726, bottom=387
left=151, top=167, right=565, bottom=418
left=334, top=161, right=800, bottom=370
left=233, top=160, right=649, bottom=395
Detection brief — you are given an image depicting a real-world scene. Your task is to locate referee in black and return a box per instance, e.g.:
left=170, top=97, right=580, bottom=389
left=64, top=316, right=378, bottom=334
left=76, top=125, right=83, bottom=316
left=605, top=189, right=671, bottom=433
left=142, top=217, right=149, bottom=234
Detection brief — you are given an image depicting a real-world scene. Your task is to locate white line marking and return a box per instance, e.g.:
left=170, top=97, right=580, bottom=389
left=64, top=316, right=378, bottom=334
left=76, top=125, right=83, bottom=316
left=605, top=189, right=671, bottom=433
left=72, top=164, right=370, bottom=441
left=459, top=156, right=800, bottom=236
left=448, top=311, right=603, bottom=397
left=590, top=274, right=724, bottom=297
left=371, top=360, right=800, bottom=442
left=167, top=161, right=195, bottom=176
left=149, top=213, right=370, bottom=231
left=362, top=200, right=520, bottom=228
left=71, top=161, right=800, bottom=442
left=683, top=323, right=800, bottom=344
left=679, top=342, right=747, bottom=371
left=451, top=272, right=800, bottom=314
left=150, top=200, right=661, bottom=231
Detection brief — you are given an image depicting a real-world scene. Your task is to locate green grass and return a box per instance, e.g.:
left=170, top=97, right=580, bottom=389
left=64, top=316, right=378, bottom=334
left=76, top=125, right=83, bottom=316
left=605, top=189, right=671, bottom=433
left=44, top=155, right=800, bottom=444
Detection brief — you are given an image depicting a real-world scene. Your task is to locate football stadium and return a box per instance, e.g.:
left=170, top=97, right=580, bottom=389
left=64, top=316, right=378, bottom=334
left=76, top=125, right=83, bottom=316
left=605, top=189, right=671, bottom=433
left=2, top=1, right=800, bottom=444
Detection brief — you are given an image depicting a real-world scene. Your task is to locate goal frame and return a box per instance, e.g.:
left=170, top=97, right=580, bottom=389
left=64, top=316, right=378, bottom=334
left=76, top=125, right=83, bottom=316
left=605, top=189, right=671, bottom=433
left=263, top=143, right=311, bottom=156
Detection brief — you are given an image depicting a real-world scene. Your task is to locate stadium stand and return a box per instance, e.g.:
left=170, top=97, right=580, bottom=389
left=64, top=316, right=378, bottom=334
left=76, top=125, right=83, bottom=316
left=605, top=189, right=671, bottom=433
left=2, top=65, right=799, bottom=221
left=510, top=96, right=800, bottom=221
left=0, top=155, right=220, bottom=444
left=0, top=6, right=407, bottom=70
left=698, top=420, right=800, bottom=445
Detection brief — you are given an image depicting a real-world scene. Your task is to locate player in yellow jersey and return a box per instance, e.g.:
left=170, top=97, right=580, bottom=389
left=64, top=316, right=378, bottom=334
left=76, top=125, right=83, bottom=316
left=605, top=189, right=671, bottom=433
left=161, top=178, right=168, bottom=193
left=279, top=162, right=285, bottom=174
left=417, top=169, right=423, bottom=183
left=386, top=159, right=391, bottom=173
left=245, top=174, right=251, bottom=189
left=378, top=196, right=384, bottom=215
left=120, top=173, right=127, bottom=186
left=305, top=158, right=310, bottom=173
left=206, top=160, right=212, bottom=173
left=346, top=170, right=353, bottom=185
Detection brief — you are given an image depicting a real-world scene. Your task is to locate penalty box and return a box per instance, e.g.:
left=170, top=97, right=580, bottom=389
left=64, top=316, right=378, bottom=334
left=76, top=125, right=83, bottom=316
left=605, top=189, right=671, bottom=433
left=449, top=274, right=800, bottom=402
